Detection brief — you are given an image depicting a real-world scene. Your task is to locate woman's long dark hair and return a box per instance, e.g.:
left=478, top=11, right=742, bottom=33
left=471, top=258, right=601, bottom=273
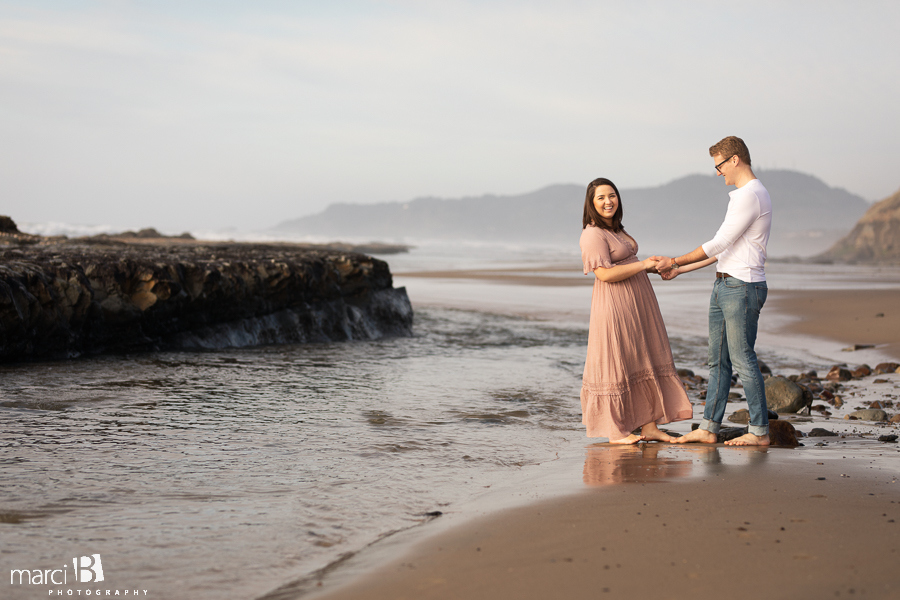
left=582, top=177, right=623, bottom=232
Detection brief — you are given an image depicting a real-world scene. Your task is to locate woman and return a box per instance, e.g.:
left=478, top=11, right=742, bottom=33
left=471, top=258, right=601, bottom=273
left=580, top=177, right=692, bottom=444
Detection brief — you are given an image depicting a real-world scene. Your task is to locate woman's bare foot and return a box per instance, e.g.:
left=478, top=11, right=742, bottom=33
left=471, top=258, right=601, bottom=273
left=639, top=423, right=674, bottom=443
left=672, top=429, right=717, bottom=444
left=724, top=433, right=770, bottom=446
left=609, top=433, right=641, bottom=445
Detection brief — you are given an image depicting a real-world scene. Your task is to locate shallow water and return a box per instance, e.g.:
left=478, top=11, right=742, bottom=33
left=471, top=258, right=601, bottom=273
left=1, top=306, right=597, bottom=599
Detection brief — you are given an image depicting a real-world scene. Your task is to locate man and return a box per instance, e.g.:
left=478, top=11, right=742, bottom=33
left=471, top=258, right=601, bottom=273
left=653, top=136, right=772, bottom=446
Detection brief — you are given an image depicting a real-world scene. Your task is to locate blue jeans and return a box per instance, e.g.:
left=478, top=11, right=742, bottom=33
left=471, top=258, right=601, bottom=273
left=701, top=276, right=769, bottom=437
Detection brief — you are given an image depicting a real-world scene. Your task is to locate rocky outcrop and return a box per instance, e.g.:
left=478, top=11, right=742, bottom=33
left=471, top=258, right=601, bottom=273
left=815, top=187, right=900, bottom=264
left=0, top=237, right=413, bottom=362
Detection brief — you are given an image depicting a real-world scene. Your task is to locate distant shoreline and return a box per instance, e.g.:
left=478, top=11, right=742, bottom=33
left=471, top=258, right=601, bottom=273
left=398, top=266, right=900, bottom=361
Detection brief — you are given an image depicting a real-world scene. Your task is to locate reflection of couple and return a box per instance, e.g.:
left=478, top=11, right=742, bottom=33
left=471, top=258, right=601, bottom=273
left=580, top=136, right=772, bottom=447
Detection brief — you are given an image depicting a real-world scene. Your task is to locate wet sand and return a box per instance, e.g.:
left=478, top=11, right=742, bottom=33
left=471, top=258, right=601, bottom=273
left=304, top=444, right=900, bottom=600
left=768, top=289, right=900, bottom=361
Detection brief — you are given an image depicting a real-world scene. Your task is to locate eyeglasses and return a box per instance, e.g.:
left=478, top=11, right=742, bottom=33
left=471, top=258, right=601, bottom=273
left=715, top=156, right=734, bottom=174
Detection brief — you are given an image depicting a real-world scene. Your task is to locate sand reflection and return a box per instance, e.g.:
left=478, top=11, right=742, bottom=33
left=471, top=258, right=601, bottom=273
left=583, top=443, right=771, bottom=485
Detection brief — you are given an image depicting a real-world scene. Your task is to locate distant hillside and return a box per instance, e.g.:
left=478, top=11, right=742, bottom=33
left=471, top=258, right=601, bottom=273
left=275, top=170, right=870, bottom=257
left=815, top=187, right=900, bottom=264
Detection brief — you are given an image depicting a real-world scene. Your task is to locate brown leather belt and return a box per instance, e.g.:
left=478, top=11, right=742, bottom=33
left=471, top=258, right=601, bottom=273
left=716, top=272, right=731, bottom=278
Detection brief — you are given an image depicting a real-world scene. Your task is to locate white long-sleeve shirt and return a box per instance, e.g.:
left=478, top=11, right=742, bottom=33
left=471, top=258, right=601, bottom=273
left=701, top=178, right=772, bottom=283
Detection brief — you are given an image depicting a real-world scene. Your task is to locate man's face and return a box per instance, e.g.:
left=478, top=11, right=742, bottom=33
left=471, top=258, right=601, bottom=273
left=713, top=154, right=736, bottom=186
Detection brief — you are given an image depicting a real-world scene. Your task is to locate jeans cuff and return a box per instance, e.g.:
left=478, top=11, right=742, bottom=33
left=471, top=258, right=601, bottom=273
left=700, top=419, right=720, bottom=433
left=748, top=424, right=769, bottom=436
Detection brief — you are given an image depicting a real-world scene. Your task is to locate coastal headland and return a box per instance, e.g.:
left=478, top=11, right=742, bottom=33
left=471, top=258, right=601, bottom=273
left=0, top=229, right=413, bottom=362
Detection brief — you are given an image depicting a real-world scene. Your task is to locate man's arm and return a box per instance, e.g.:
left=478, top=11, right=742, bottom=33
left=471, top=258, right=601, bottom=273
left=660, top=256, right=718, bottom=280
left=654, top=246, right=709, bottom=273
left=656, top=193, right=759, bottom=273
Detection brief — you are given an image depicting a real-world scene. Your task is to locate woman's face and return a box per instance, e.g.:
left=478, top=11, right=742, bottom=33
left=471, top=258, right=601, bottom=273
left=592, top=185, right=618, bottom=223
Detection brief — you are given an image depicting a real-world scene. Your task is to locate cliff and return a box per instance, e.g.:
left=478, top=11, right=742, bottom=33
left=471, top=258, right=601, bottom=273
left=815, top=187, right=900, bottom=264
left=0, top=233, right=413, bottom=363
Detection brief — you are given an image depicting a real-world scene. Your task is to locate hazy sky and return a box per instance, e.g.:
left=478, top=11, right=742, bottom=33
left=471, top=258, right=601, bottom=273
left=2, top=1, right=899, bottom=232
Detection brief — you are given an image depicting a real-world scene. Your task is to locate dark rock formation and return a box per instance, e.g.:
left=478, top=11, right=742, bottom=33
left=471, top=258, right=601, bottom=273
left=0, top=216, right=20, bottom=233
left=0, top=215, right=41, bottom=245
left=815, top=187, right=900, bottom=264
left=0, top=238, right=413, bottom=362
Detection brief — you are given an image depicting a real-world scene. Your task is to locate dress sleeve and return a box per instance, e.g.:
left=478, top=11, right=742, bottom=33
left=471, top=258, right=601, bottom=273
left=580, top=227, right=613, bottom=274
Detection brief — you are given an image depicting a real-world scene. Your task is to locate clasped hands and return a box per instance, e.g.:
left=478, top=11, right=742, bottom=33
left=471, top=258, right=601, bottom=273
left=644, top=256, right=679, bottom=280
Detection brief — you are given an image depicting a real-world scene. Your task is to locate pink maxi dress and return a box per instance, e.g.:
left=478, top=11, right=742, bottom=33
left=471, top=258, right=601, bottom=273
left=580, top=225, right=693, bottom=439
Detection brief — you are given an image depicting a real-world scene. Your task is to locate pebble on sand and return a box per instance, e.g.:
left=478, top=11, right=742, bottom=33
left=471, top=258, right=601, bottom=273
left=847, top=409, right=889, bottom=422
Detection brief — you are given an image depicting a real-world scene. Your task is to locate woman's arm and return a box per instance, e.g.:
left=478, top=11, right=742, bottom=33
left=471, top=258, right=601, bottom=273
left=660, top=256, right=718, bottom=280
left=593, top=257, right=659, bottom=283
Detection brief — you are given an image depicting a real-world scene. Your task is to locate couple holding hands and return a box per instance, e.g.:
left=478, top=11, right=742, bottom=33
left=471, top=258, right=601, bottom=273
left=580, top=136, right=773, bottom=446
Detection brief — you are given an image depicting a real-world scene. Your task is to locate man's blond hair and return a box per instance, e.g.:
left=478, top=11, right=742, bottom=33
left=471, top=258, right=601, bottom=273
left=709, top=136, right=751, bottom=166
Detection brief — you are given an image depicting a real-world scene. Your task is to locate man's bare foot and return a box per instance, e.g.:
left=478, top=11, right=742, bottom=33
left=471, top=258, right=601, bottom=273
left=672, top=429, right=717, bottom=444
left=609, top=434, right=641, bottom=445
left=724, top=433, right=770, bottom=446
left=639, top=423, right=674, bottom=443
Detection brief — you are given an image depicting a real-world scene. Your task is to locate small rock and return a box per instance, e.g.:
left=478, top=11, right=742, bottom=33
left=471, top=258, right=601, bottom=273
left=831, top=396, right=844, bottom=409
left=819, top=389, right=834, bottom=400
left=870, top=400, right=883, bottom=409
left=874, top=362, right=900, bottom=374
left=676, top=368, right=695, bottom=378
left=728, top=392, right=743, bottom=400
left=809, top=428, right=838, bottom=437
left=873, top=379, right=889, bottom=384
left=826, top=366, right=853, bottom=382
left=842, top=344, right=874, bottom=352
left=848, top=409, right=888, bottom=422
left=768, top=409, right=779, bottom=420
left=717, top=427, right=748, bottom=443
left=769, top=420, right=799, bottom=447
left=844, top=415, right=858, bottom=420
left=890, top=414, right=900, bottom=424
left=764, top=377, right=812, bottom=413
left=727, top=409, right=749, bottom=424
left=852, top=364, right=872, bottom=377
left=758, top=359, right=772, bottom=375
left=877, top=434, right=898, bottom=443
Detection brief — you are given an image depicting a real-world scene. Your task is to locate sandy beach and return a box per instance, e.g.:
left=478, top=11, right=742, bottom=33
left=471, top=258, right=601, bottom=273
left=769, top=289, right=900, bottom=361
left=305, top=444, right=899, bottom=600
left=276, top=261, right=900, bottom=600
